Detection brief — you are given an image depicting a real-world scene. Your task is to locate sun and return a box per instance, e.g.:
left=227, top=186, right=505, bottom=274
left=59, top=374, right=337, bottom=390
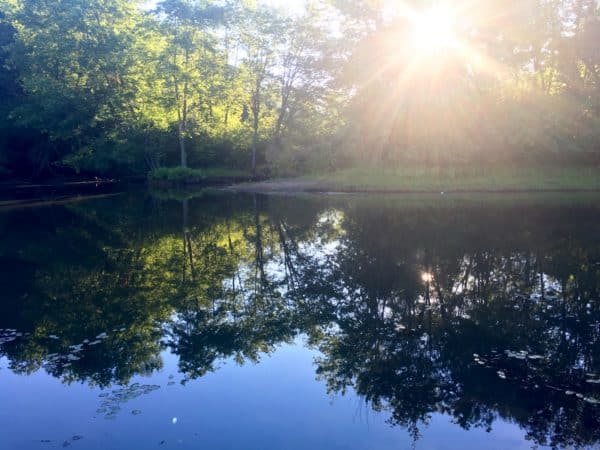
left=410, top=6, right=458, bottom=52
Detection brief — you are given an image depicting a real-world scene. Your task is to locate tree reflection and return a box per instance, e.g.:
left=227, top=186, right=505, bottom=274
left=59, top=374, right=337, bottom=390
left=0, top=193, right=599, bottom=447
left=304, top=200, right=600, bottom=448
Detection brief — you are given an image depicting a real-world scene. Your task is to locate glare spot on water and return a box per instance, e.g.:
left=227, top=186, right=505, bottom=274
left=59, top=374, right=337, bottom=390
left=172, top=417, right=177, bottom=424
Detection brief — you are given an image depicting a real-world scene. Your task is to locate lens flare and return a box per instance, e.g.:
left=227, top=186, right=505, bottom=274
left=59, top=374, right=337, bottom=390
left=410, top=6, right=458, bottom=52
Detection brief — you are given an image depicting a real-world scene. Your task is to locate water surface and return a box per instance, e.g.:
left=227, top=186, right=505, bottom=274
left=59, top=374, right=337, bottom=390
left=1, top=191, right=599, bottom=449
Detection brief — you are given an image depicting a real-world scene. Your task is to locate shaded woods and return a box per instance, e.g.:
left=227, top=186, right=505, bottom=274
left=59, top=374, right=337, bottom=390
left=0, top=0, right=599, bottom=180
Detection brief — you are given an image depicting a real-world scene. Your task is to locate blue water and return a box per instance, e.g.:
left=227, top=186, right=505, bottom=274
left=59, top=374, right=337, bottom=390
left=1, top=340, right=535, bottom=450
left=1, top=191, right=599, bottom=449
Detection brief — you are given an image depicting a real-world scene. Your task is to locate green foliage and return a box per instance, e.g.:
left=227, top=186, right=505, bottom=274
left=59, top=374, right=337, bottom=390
left=149, top=167, right=211, bottom=182
left=148, top=166, right=250, bottom=183
left=0, top=0, right=599, bottom=179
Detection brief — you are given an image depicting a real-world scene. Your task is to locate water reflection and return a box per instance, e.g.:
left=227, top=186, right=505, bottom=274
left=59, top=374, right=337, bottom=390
left=0, top=192, right=599, bottom=447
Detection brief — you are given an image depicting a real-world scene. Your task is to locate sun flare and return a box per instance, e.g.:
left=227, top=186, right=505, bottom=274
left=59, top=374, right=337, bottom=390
left=410, top=6, right=458, bottom=52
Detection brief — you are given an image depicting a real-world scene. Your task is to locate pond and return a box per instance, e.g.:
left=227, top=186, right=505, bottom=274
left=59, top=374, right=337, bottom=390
left=1, top=190, right=599, bottom=449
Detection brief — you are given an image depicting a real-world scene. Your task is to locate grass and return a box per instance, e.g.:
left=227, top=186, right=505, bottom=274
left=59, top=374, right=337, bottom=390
left=149, top=167, right=251, bottom=184
left=300, top=166, right=600, bottom=192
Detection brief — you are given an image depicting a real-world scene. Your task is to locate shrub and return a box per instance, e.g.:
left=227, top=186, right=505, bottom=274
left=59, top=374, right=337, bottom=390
left=148, top=167, right=203, bottom=182
left=148, top=167, right=251, bottom=184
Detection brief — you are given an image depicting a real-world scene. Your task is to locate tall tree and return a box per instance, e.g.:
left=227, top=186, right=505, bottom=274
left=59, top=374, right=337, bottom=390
left=156, top=0, right=223, bottom=168
left=238, top=6, right=283, bottom=176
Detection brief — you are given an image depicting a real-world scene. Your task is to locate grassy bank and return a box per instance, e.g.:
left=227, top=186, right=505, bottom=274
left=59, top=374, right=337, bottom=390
left=230, top=166, right=600, bottom=193
left=303, top=166, right=600, bottom=192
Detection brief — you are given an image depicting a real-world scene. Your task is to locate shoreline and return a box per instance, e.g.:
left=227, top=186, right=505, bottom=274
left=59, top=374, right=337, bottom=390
left=2, top=172, right=599, bottom=198
left=225, top=179, right=600, bottom=195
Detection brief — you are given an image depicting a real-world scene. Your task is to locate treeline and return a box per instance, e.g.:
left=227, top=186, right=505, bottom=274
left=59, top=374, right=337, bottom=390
left=0, top=0, right=339, bottom=178
left=0, top=0, right=599, bottom=179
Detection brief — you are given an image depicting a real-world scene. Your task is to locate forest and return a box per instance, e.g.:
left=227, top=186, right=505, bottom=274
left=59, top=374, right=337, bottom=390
left=0, top=0, right=599, bottom=180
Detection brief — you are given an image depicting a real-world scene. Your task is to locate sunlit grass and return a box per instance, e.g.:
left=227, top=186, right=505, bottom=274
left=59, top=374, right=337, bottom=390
left=305, top=166, right=600, bottom=192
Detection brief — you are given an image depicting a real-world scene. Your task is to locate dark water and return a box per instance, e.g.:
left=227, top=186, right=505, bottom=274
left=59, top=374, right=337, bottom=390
left=1, top=191, right=599, bottom=450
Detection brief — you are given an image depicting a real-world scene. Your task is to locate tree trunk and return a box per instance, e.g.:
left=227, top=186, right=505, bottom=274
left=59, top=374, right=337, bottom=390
left=178, top=122, right=187, bottom=168
left=174, top=75, right=187, bottom=168
left=251, top=91, right=260, bottom=177
left=252, top=125, right=258, bottom=177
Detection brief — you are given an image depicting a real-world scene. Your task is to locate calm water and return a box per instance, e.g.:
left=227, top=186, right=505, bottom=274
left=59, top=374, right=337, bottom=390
left=1, top=190, right=599, bottom=450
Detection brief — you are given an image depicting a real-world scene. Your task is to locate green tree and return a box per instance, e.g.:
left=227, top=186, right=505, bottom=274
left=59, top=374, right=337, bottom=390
left=237, top=5, right=284, bottom=175
left=156, top=0, right=223, bottom=168
left=5, top=0, right=145, bottom=173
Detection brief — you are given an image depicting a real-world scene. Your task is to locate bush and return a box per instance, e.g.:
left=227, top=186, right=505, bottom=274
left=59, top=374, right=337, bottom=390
left=149, top=167, right=203, bottom=182
left=148, top=167, right=251, bottom=184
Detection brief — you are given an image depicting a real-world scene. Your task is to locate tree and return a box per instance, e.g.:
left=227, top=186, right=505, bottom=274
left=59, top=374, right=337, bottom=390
left=156, top=0, right=223, bottom=168
left=5, top=0, right=144, bottom=173
left=238, top=5, right=283, bottom=176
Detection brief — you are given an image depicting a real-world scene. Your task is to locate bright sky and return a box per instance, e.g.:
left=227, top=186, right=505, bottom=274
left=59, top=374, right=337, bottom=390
left=139, top=0, right=495, bottom=70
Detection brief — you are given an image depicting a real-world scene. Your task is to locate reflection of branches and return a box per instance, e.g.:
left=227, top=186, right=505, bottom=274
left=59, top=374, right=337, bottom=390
left=2, top=194, right=600, bottom=448
left=277, top=221, right=301, bottom=293
left=299, top=204, right=600, bottom=448
left=182, top=199, right=195, bottom=283
left=253, top=194, right=266, bottom=295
